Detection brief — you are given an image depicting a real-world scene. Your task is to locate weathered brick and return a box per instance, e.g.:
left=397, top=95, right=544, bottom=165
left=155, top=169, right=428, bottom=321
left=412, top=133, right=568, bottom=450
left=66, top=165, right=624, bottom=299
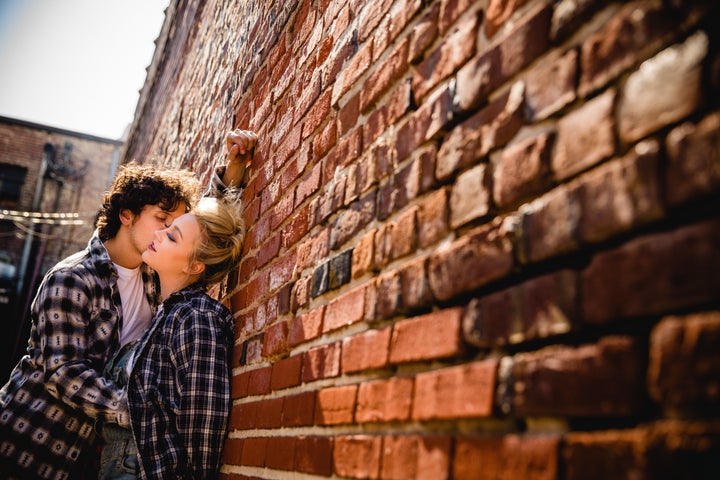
left=331, top=191, right=376, bottom=248
left=315, top=384, right=358, bottom=425
left=554, top=89, right=615, bottom=180
left=329, top=249, right=352, bottom=290
left=351, top=228, right=376, bottom=279
left=493, top=131, right=553, bottom=208
left=665, top=111, right=720, bottom=207
left=582, top=219, right=720, bottom=324
left=296, top=227, right=330, bottom=272
left=519, top=185, right=580, bottom=263
left=247, top=365, right=273, bottom=396
left=341, top=326, right=391, bottom=374
left=412, top=12, right=478, bottom=102
left=511, top=336, right=645, bottom=416
left=428, top=217, right=515, bottom=301
left=333, top=435, right=382, bottom=479
left=563, top=429, right=647, bottom=480
left=375, top=270, right=401, bottom=319
left=395, top=86, right=454, bottom=163
left=416, top=188, right=449, bottom=248
left=648, top=311, right=720, bottom=415
left=454, top=435, right=559, bottom=480
left=463, top=269, right=580, bottom=347
left=356, top=377, right=413, bottom=423
left=389, top=307, right=465, bottom=364
left=263, top=320, right=288, bottom=357
left=438, top=81, right=524, bottom=180
left=412, top=359, right=498, bottom=420
left=579, top=0, right=680, bottom=97
left=302, top=342, right=341, bottom=382
left=360, top=37, right=410, bottom=112
left=485, top=0, right=529, bottom=39
left=619, top=31, right=707, bottom=144
left=380, top=435, right=451, bottom=480
left=550, top=0, right=604, bottom=41
left=332, top=39, right=374, bottom=105
left=399, top=256, right=434, bottom=311
left=450, top=163, right=490, bottom=228
left=389, top=207, right=418, bottom=259
left=409, top=3, right=439, bottom=63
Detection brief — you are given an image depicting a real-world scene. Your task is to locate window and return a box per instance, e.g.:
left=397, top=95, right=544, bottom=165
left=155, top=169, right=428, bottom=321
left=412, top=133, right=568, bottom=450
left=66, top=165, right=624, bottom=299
left=0, top=164, right=27, bottom=207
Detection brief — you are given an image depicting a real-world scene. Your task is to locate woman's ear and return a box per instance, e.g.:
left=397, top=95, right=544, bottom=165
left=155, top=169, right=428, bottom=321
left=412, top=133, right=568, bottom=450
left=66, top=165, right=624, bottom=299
left=188, top=260, right=205, bottom=276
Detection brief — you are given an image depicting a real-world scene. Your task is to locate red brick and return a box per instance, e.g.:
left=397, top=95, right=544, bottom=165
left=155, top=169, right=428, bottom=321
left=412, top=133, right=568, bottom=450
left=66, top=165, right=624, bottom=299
left=455, top=2, right=551, bottom=112
left=229, top=400, right=258, bottom=430
left=313, top=118, right=337, bottom=159
left=351, top=228, right=376, bottom=279
left=582, top=219, right=720, bottom=324
left=323, top=284, right=367, bottom=333
left=282, top=203, right=310, bottom=249
left=416, top=188, right=448, bottom=248
left=291, top=276, right=312, bottom=312
left=563, top=428, right=647, bottom=480
left=241, top=437, right=268, bottom=467
left=409, top=3, right=439, bottom=63
left=288, top=306, right=325, bottom=346
left=295, top=161, right=322, bottom=208
left=302, top=342, right=341, bottom=382
left=665, top=111, right=720, bottom=207
left=222, top=438, right=244, bottom=466
left=493, top=132, right=553, bottom=209
left=271, top=354, right=302, bottom=391
left=380, top=435, right=451, bottom=480
left=395, top=86, right=454, bottom=164
left=648, top=311, right=720, bottom=415
left=360, top=37, right=410, bottom=112
left=437, top=82, right=524, bottom=180
left=389, top=307, right=464, bottom=364
left=519, top=185, right=580, bottom=263
left=450, top=163, right=490, bottom=228
left=356, top=377, right=413, bottom=423
left=269, top=250, right=296, bottom=292
left=295, top=436, right=333, bottom=476
left=579, top=0, right=684, bottom=97
left=399, top=256, right=434, bottom=311
left=282, top=391, right=316, bottom=427
left=296, top=228, right=330, bottom=272
left=315, top=384, right=358, bottom=425
left=265, top=437, right=296, bottom=471
left=525, top=47, right=578, bottom=121
left=337, top=93, right=360, bottom=137
left=330, top=191, right=376, bottom=249
left=247, top=365, right=273, bottom=395
left=485, top=0, right=529, bottom=38
left=463, top=269, right=580, bottom=347
left=454, top=435, right=559, bottom=480
left=619, top=31, right=706, bottom=143
left=256, top=396, right=283, bottom=428
left=342, top=326, right=391, bottom=374
left=390, top=207, right=418, bottom=260
left=333, top=435, right=382, bottom=479
left=412, top=12, right=478, bottom=102
left=262, top=320, right=288, bottom=357
left=427, top=218, right=514, bottom=301
left=576, top=140, right=663, bottom=244
left=510, top=336, right=644, bottom=416
left=554, top=89, right=615, bottom=180
left=412, top=359, right=497, bottom=420
left=550, top=0, right=604, bottom=41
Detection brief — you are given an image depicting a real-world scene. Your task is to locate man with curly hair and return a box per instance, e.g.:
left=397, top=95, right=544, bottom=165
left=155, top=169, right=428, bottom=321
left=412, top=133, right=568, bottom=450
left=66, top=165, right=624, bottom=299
left=0, top=129, right=257, bottom=480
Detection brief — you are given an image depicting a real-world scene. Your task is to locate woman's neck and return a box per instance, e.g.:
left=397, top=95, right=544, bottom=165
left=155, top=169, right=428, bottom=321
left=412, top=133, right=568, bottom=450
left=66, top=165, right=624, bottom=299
left=159, top=273, right=196, bottom=300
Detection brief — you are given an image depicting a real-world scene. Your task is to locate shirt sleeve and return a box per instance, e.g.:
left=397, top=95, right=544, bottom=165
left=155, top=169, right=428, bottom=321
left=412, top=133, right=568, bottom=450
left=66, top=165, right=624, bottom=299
left=172, top=308, right=231, bottom=477
left=37, top=269, right=130, bottom=427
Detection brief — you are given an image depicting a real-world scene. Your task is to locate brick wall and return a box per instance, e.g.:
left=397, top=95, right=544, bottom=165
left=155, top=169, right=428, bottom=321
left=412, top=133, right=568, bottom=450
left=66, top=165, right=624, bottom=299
left=126, top=0, right=720, bottom=478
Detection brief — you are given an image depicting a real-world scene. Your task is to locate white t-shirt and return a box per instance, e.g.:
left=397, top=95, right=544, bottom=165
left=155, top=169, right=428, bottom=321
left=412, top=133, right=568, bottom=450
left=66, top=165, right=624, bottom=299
left=114, top=263, right=152, bottom=346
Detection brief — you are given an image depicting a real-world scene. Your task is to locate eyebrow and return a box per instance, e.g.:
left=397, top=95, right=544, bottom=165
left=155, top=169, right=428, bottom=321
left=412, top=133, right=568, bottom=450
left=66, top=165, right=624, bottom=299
left=171, top=225, right=184, bottom=240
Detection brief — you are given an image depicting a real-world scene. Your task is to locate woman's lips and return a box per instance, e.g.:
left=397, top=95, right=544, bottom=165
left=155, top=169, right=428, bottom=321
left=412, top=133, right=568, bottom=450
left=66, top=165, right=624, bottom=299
left=148, top=242, right=156, bottom=252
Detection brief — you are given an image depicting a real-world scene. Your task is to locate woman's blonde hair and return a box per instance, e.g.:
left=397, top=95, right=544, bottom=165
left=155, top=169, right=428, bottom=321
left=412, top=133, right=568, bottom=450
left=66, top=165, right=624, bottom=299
left=191, top=191, right=245, bottom=286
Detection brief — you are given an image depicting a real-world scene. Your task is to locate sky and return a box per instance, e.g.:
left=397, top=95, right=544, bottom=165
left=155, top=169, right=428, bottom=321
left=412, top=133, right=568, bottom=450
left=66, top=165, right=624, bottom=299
left=0, top=0, right=169, bottom=139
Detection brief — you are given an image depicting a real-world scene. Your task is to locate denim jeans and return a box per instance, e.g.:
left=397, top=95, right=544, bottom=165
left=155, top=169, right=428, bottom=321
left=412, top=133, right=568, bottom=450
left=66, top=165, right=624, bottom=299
left=98, top=424, right=139, bottom=480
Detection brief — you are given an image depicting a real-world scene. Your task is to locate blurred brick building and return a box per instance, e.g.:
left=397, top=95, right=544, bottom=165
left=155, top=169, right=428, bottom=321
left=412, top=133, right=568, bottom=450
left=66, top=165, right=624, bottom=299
left=0, top=115, right=121, bottom=378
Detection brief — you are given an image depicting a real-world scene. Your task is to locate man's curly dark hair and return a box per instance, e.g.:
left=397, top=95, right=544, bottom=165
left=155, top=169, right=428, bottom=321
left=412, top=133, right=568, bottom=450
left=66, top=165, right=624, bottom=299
left=96, top=162, right=202, bottom=241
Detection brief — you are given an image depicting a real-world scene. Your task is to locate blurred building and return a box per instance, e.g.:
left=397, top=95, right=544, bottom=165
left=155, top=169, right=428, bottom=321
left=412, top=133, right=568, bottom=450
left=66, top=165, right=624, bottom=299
left=0, top=115, right=122, bottom=379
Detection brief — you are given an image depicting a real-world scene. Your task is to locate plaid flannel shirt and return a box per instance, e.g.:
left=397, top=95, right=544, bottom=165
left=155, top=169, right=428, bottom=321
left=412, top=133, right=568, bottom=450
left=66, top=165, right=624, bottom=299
left=0, top=234, right=161, bottom=480
left=127, top=284, right=234, bottom=479
left=0, top=168, right=228, bottom=480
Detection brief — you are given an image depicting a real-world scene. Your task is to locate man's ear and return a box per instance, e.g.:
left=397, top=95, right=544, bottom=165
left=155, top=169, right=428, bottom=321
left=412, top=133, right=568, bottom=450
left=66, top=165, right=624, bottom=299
left=119, top=209, right=134, bottom=226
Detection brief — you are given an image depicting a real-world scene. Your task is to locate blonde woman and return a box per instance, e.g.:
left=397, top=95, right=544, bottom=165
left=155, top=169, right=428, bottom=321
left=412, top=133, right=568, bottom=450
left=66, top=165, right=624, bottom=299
left=99, top=193, right=244, bottom=480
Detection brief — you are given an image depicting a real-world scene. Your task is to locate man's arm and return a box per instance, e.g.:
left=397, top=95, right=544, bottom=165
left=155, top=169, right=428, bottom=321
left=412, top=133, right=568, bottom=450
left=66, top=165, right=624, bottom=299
left=221, top=129, right=258, bottom=188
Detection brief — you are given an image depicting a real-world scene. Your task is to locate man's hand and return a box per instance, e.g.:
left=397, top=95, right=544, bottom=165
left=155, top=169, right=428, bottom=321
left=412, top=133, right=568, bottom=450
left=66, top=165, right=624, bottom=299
left=223, top=129, right=258, bottom=187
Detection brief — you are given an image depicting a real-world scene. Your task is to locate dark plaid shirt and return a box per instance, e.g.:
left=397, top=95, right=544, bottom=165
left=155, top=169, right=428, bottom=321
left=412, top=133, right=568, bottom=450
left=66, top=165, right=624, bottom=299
left=128, top=285, right=234, bottom=479
left=0, top=234, right=161, bottom=480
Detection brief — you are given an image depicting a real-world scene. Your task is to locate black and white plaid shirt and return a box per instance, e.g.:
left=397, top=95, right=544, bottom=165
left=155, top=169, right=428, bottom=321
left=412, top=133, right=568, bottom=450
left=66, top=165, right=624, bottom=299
left=128, top=284, right=234, bottom=479
left=0, top=234, right=160, bottom=479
